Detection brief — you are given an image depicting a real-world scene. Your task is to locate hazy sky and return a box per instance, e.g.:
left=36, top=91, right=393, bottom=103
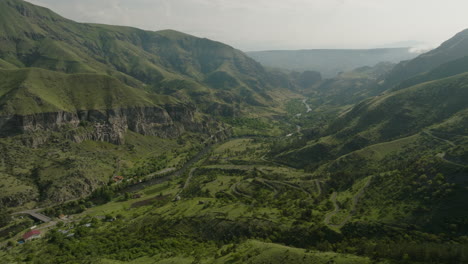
left=26, top=0, right=468, bottom=51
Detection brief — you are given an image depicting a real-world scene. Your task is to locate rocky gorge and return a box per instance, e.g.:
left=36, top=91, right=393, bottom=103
left=0, top=104, right=229, bottom=146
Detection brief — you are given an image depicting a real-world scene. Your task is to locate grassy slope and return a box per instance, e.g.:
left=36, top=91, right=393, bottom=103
left=280, top=72, right=468, bottom=168
left=337, top=72, right=468, bottom=141
left=395, top=55, right=468, bottom=91
left=385, top=28, right=468, bottom=86
left=0, top=68, right=177, bottom=115
left=0, top=0, right=282, bottom=116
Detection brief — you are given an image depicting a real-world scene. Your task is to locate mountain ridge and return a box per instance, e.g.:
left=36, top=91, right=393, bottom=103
left=246, top=48, right=418, bottom=78
left=384, top=28, right=468, bottom=86
left=0, top=0, right=282, bottom=117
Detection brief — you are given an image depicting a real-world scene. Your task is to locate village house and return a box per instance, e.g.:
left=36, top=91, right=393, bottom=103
left=23, top=230, right=41, bottom=242
left=113, top=175, right=124, bottom=183
left=59, top=214, right=68, bottom=220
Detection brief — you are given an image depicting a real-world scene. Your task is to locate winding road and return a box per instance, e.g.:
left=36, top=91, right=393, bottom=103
left=423, top=130, right=456, bottom=147
left=423, top=130, right=467, bottom=167
left=177, top=168, right=197, bottom=198
left=255, top=178, right=279, bottom=196
left=324, top=176, right=373, bottom=228
left=230, top=182, right=251, bottom=198
left=315, top=180, right=322, bottom=196
left=265, top=179, right=311, bottom=198
left=324, top=192, right=338, bottom=226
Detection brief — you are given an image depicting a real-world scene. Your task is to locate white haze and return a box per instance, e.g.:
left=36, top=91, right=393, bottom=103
left=26, top=0, right=468, bottom=51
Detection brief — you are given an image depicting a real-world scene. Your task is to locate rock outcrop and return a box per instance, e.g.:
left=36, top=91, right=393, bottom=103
left=0, top=104, right=226, bottom=145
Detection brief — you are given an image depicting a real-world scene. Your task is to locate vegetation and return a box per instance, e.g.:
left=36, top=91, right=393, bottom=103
left=0, top=1, right=468, bottom=264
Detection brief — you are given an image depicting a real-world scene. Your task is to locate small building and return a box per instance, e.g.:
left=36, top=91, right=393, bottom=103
left=23, top=230, right=41, bottom=241
left=113, top=175, right=124, bottom=183
left=59, top=214, right=68, bottom=220
left=58, top=229, right=69, bottom=234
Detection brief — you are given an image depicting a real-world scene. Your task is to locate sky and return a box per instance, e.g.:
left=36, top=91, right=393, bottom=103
left=26, top=0, right=468, bottom=51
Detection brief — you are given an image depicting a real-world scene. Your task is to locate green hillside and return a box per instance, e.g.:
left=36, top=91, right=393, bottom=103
left=0, top=0, right=280, bottom=116
left=332, top=72, right=468, bottom=143
left=385, top=29, right=468, bottom=86
left=279, top=72, right=468, bottom=168
left=0, top=68, right=176, bottom=115
left=395, top=55, right=468, bottom=90
left=310, top=62, right=395, bottom=106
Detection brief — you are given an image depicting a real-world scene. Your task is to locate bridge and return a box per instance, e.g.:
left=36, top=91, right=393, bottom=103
left=13, top=209, right=52, bottom=223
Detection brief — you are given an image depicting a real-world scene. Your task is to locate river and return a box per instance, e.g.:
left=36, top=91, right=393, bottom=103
left=302, top=98, right=312, bottom=113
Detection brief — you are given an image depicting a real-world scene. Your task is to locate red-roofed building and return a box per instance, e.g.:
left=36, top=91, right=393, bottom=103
left=23, top=230, right=41, bottom=241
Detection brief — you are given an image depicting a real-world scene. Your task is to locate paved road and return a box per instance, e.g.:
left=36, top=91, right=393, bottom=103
left=122, top=144, right=214, bottom=193
left=266, top=179, right=311, bottom=198
left=324, top=192, right=338, bottom=226
left=436, top=152, right=467, bottom=167
left=423, top=130, right=467, bottom=166
left=315, top=180, right=322, bottom=196
left=230, top=182, right=251, bottom=198
left=255, top=178, right=278, bottom=196
left=423, top=130, right=456, bottom=147
left=182, top=168, right=197, bottom=190
left=147, top=167, right=176, bottom=178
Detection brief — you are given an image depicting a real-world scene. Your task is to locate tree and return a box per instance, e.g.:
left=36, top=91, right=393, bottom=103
left=0, top=205, right=11, bottom=228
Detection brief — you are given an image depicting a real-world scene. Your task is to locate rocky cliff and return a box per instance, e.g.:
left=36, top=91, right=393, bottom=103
left=0, top=104, right=228, bottom=146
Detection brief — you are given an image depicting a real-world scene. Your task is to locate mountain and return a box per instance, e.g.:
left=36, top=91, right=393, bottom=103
left=280, top=70, right=468, bottom=167
left=0, top=0, right=280, bottom=118
left=0, top=68, right=209, bottom=145
left=274, top=53, right=468, bottom=241
left=384, top=29, right=468, bottom=86
left=395, top=55, right=468, bottom=91
left=332, top=72, right=468, bottom=148
left=309, top=62, right=395, bottom=106
left=0, top=0, right=293, bottom=207
left=246, top=48, right=418, bottom=78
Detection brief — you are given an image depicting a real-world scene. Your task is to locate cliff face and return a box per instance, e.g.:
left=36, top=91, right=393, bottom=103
left=0, top=103, right=231, bottom=207
left=0, top=104, right=225, bottom=145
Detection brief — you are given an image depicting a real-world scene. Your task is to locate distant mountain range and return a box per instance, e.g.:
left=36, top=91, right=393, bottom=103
left=246, top=48, right=419, bottom=78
